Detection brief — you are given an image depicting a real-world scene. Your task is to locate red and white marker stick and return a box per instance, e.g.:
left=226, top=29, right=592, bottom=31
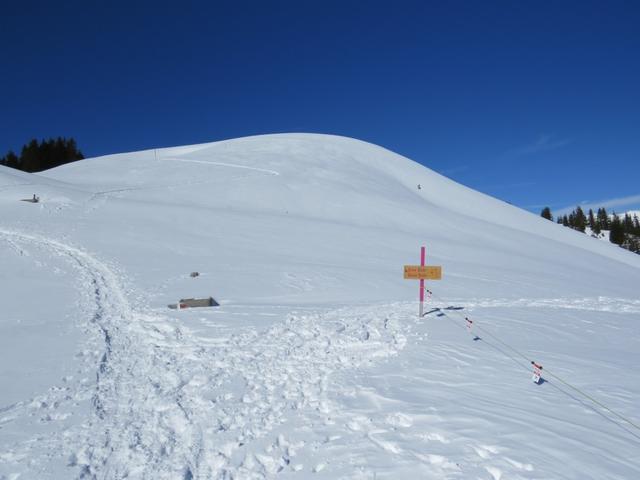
left=531, top=361, right=543, bottom=384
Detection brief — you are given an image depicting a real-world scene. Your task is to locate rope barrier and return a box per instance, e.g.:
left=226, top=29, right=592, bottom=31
left=422, top=288, right=640, bottom=439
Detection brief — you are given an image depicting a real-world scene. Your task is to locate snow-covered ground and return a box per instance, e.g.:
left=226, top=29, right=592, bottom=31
left=1, top=133, right=639, bottom=479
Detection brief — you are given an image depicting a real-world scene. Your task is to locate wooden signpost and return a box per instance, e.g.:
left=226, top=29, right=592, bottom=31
left=404, top=246, right=442, bottom=317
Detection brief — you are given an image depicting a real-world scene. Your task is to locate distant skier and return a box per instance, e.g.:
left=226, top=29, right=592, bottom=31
left=32, top=194, right=39, bottom=203
left=417, top=184, right=422, bottom=190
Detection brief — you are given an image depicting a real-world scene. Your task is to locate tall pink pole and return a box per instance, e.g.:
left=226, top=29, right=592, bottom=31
left=419, top=246, right=425, bottom=317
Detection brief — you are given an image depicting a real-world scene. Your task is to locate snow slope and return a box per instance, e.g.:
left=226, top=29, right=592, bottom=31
left=1, top=133, right=639, bottom=479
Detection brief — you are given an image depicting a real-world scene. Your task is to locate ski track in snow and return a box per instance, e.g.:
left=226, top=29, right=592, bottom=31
left=159, top=157, right=281, bottom=176
left=79, top=170, right=265, bottom=215
left=0, top=230, right=407, bottom=479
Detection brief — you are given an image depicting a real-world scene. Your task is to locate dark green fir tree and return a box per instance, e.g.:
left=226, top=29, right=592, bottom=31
left=1, top=137, right=84, bottom=173
left=540, top=207, right=553, bottom=221
left=588, top=208, right=599, bottom=234
left=597, top=207, right=610, bottom=230
left=609, top=214, right=625, bottom=246
left=623, top=213, right=634, bottom=234
left=573, top=206, right=587, bottom=232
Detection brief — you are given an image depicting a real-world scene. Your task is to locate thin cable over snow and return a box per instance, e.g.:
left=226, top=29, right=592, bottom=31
left=424, top=288, right=640, bottom=441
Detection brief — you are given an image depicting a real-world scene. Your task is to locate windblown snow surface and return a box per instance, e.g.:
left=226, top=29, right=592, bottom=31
left=1, top=134, right=639, bottom=479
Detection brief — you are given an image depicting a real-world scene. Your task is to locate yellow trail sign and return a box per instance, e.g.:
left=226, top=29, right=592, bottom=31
left=405, top=246, right=442, bottom=317
left=404, top=265, right=442, bottom=280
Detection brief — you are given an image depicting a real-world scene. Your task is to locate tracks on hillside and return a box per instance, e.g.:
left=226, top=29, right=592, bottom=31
left=0, top=228, right=637, bottom=480
left=0, top=230, right=190, bottom=477
left=0, top=230, right=408, bottom=479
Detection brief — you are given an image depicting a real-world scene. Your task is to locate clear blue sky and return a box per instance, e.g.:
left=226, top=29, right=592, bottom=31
left=1, top=0, right=639, bottom=215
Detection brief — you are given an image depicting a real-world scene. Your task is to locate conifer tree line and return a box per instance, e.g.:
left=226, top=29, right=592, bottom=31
left=0, top=137, right=84, bottom=173
left=540, top=205, right=640, bottom=254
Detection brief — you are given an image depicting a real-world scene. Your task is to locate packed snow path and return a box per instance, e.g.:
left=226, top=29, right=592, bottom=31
left=0, top=230, right=408, bottom=479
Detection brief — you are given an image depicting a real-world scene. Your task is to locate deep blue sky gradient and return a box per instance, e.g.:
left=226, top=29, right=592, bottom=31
left=1, top=0, right=639, bottom=215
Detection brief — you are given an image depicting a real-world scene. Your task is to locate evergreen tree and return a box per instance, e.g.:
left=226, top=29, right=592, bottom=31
left=597, top=207, right=610, bottom=230
left=534, top=203, right=638, bottom=255
left=588, top=209, right=599, bottom=234
left=0, top=150, right=19, bottom=168
left=623, top=213, right=634, bottom=234
left=609, top=214, right=625, bottom=245
left=540, top=207, right=553, bottom=221
left=20, top=139, right=40, bottom=172
left=573, top=206, right=587, bottom=232
left=1, top=137, right=84, bottom=173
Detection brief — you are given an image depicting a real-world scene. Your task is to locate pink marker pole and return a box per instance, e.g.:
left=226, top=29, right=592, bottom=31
left=419, top=246, right=425, bottom=317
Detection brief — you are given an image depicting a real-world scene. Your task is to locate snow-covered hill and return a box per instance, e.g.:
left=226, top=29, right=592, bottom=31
left=1, top=134, right=639, bottom=479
